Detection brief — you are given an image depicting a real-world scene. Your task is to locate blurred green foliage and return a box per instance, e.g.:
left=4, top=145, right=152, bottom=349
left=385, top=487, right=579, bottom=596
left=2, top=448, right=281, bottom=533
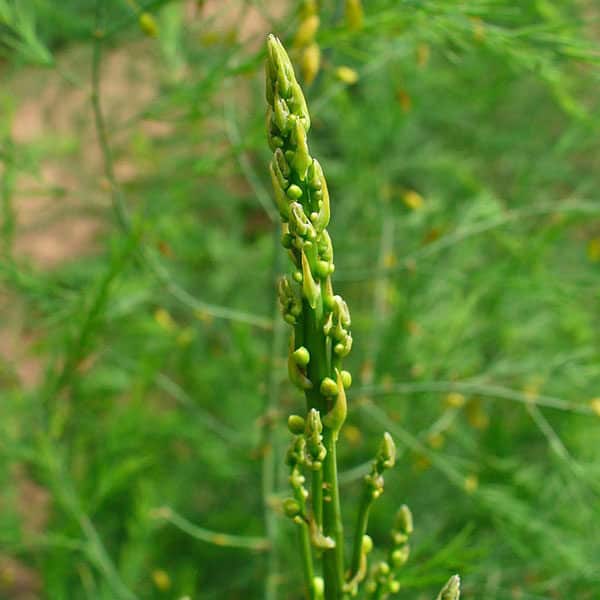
left=1, top=0, right=599, bottom=598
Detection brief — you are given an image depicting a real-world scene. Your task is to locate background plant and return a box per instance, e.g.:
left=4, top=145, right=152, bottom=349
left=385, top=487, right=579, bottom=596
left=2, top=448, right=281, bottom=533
left=1, top=1, right=600, bottom=599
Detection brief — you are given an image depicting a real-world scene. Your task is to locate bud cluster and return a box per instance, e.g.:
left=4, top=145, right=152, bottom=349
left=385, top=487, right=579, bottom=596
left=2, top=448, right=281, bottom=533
left=364, top=432, right=396, bottom=500
left=267, top=34, right=352, bottom=420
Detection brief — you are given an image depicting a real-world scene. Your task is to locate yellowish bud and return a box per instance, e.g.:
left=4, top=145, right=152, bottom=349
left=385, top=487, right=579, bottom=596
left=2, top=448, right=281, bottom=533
left=152, top=569, right=171, bottom=591
left=335, top=66, right=359, bottom=85
left=345, top=0, right=364, bottom=31
left=340, top=370, right=352, bottom=388
left=444, top=392, right=466, bottom=408
left=590, top=398, right=600, bottom=417
left=587, top=238, right=600, bottom=262
left=139, top=12, right=159, bottom=37
left=301, top=43, right=321, bottom=85
left=294, top=15, right=320, bottom=48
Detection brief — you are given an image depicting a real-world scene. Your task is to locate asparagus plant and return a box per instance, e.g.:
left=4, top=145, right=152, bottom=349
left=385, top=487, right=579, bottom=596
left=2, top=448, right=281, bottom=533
left=265, top=34, right=460, bottom=600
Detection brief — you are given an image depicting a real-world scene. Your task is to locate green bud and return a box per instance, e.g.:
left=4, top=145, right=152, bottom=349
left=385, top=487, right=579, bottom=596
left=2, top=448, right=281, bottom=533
left=287, top=184, right=303, bottom=199
left=307, top=408, right=323, bottom=436
left=314, top=260, right=331, bottom=278
left=292, top=346, right=310, bottom=367
left=287, top=414, right=306, bottom=435
left=274, top=94, right=292, bottom=134
left=389, top=580, right=401, bottom=594
left=377, top=561, right=390, bottom=576
left=269, top=162, right=290, bottom=219
left=272, top=152, right=290, bottom=189
left=309, top=159, right=330, bottom=230
left=340, top=370, right=352, bottom=388
left=317, top=229, right=333, bottom=262
left=377, top=432, right=396, bottom=471
left=267, top=35, right=293, bottom=98
left=322, top=277, right=335, bottom=310
left=334, top=340, right=350, bottom=356
left=282, top=498, right=302, bottom=518
left=436, top=575, right=461, bottom=600
left=288, top=353, right=313, bottom=390
left=320, top=377, right=338, bottom=397
left=291, top=117, right=312, bottom=180
left=395, top=504, right=413, bottom=537
left=305, top=408, right=326, bottom=465
left=290, top=202, right=316, bottom=239
left=390, top=545, right=410, bottom=568
left=313, top=577, right=324, bottom=599
left=268, top=134, right=284, bottom=152
left=362, top=534, right=373, bottom=554
left=322, top=369, right=347, bottom=432
left=289, top=80, right=311, bottom=130
left=301, top=250, right=321, bottom=308
left=286, top=436, right=306, bottom=467
left=274, top=147, right=291, bottom=176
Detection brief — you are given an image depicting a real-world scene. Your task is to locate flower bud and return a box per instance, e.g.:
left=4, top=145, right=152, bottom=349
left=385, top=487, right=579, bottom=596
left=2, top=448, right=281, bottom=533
left=376, top=432, right=396, bottom=470
left=322, top=369, right=347, bottom=432
left=282, top=498, right=302, bottom=518
left=340, top=370, right=352, bottom=389
left=292, top=346, right=310, bottom=367
left=395, top=504, right=413, bottom=536
left=301, top=43, right=321, bottom=85
left=320, top=377, right=338, bottom=397
left=301, top=250, right=320, bottom=308
left=345, top=0, right=364, bottom=31
left=390, top=545, right=410, bottom=568
left=139, top=12, right=159, bottom=37
left=335, top=66, right=359, bottom=84
left=436, top=575, right=461, bottom=600
left=287, top=184, right=303, bottom=199
left=312, top=576, right=324, bottom=598
left=287, top=414, right=306, bottom=435
left=294, top=15, right=320, bottom=48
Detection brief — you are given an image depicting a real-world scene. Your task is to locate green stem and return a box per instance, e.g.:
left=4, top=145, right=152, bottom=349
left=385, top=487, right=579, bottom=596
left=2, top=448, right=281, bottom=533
left=373, top=582, right=386, bottom=600
left=298, top=522, right=315, bottom=600
left=312, top=468, right=323, bottom=530
left=349, top=488, right=372, bottom=580
left=152, top=507, right=269, bottom=551
left=292, top=467, right=315, bottom=600
left=322, top=427, right=345, bottom=599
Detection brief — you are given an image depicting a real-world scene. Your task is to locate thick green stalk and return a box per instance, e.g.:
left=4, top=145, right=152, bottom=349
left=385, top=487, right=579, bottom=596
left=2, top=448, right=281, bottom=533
left=266, top=34, right=351, bottom=600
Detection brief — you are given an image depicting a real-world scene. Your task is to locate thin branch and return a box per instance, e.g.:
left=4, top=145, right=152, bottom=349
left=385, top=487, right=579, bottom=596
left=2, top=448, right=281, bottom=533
left=359, top=401, right=466, bottom=489
left=155, top=373, right=247, bottom=447
left=90, top=14, right=272, bottom=330
left=42, top=435, right=137, bottom=600
left=223, top=89, right=277, bottom=222
left=337, top=200, right=600, bottom=282
left=152, top=506, right=270, bottom=551
left=357, top=380, right=594, bottom=415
